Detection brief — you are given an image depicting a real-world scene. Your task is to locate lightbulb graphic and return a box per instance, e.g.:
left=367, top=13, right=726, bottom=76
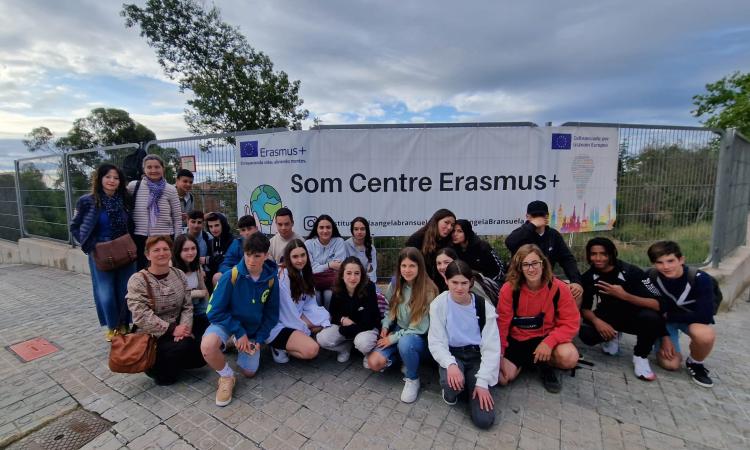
left=571, top=154, right=594, bottom=199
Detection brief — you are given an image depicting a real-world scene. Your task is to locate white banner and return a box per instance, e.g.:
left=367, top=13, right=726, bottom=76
left=236, top=126, right=618, bottom=236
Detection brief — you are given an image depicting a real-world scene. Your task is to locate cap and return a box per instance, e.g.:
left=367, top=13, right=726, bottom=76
left=526, top=200, right=549, bottom=216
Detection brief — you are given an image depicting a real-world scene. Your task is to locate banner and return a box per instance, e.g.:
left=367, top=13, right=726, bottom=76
left=236, top=126, right=618, bottom=236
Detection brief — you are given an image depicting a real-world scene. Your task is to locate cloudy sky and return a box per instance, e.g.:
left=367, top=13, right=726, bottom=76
left=1, top=0, right=749, bottom=168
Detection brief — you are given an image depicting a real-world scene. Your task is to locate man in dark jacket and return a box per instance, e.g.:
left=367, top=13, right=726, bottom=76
left=505, top=200, right=583, bottom=303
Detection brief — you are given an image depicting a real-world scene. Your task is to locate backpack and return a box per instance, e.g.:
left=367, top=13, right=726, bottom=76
left=122, top=147, right=147, bottom=182
left=474, top=272, right=501, bottom=306
left=475, top=294, right=486, bottom=331
left=647, top=267, right=723, bottom=315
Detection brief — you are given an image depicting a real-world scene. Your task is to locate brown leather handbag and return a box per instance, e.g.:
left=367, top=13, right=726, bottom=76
left=93, top=233, right=137, bottom=271
left=108, top=272, right=157, bottom=373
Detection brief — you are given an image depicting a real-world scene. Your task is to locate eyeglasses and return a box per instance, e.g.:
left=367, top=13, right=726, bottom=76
left=521, top=261, right=543, bottom=271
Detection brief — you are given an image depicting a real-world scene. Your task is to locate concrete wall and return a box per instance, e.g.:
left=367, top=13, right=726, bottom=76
left=2, top=238, right=90, bottom=275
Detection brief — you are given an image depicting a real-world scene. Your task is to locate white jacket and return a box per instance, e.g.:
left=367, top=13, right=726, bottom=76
left=267, top=269, right=331, bottom=343
left=428, top=292, right=500, bottom=389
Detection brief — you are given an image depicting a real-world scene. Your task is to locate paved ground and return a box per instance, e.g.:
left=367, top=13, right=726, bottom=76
left=0, top=264, right=749, bottom=450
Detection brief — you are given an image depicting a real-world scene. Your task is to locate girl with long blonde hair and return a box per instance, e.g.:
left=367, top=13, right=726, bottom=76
left=367, top=247, right=438, bottom=403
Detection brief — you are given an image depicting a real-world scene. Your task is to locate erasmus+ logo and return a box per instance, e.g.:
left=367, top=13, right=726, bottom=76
left=551, top=133, right=572, bottom=150
left=240, top=141, right=259, bottom=157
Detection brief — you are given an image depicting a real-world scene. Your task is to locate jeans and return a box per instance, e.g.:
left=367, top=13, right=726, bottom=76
left=439, top=346, right=496, bottom=429
left=374, top=332, right=428, bottom=380
left=204, top=324, right=260, bottom=372
left=88, top=254, right=136, bottom=329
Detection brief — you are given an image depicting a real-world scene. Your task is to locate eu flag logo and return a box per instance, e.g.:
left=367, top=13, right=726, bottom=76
left=551, top=133, right=572, bottom=150
left=240, top=140, right=259, bottom=157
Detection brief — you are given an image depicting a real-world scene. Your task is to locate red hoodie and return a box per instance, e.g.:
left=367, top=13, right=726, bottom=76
left=496, top=277, right=580, bottom=353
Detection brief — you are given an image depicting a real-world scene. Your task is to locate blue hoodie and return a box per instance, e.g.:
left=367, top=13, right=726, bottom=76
left=207, top=258, right=280, bottom=343
left=218, top=237, right=244, bottom=274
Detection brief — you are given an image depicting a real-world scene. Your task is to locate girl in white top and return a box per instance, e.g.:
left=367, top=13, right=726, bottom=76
left=171, top=234, right=209, bottom=338
left=344, top=217, right=378, bottom=285
left=267, top=239, right=331, bottom=363
left=304, top=214, right=347, bottom=309
left=428, top=259, right=500, bottom=430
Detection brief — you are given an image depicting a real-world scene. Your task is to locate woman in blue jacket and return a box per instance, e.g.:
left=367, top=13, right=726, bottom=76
left=70, top=163, right=136, bottom=341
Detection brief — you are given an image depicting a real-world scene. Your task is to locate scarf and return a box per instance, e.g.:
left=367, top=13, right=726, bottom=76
left=101, top=193, right=128, bottom=238
left=146, top=178, right=166, bottom=227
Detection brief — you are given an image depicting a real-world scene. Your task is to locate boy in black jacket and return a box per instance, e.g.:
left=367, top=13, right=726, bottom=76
left=578, top=237, right=665, bottom=381
left=648, top=241, right=716, bottom=388
left=505, top=200, right=583, bottom=303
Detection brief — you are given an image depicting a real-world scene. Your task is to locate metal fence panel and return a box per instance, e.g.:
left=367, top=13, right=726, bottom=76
left=15, top=154, right=70, bottom=243
left=559, top=123, right=722, bottom=269
left=711, top=130, right=750, bottom=266
left=0, top=171, right=21, bottom=242
left=143, top=129, right=285, bottom=229
left=64, top=144, right=140, bottom=227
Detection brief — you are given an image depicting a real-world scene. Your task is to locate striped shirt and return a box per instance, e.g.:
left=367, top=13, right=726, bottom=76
left=127, top=179, right=182, bottom=236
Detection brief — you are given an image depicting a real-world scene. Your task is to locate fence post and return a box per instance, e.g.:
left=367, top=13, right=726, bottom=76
left=710, top=129, right=735, bottom=268
left=13, top=160, right=26, bottom=239
left=62, top=153, right=75, bottom=245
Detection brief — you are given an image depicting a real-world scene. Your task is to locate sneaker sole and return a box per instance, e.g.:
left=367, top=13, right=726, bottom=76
left=636, top=374, right=656, bottom=382
left=689, top=376, right=714, bottom=388
left=215, top=397, right=232, bottom=407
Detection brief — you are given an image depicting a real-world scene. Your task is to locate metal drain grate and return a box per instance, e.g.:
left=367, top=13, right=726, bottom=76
left=8, top=409, right=112, bottom=450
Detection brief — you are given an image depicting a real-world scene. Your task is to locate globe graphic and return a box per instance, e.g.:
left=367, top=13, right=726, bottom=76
left=249, top=185, right=282, bottom=227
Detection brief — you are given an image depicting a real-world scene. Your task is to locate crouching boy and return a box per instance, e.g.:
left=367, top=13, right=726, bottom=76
left=648, top=240, right=716, bottom=388
left=201, top=233, right=280, bottom=406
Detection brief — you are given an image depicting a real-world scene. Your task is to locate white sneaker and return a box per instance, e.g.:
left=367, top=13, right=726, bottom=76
left=337, top=350, right=351, bottom=363
left=362, top=355, right=370, bottom=369
left=400, top=378, right=420, bottom=403
left=633, top=356, right=656, bottom=381
left=601, top=332, right=621, bottom=356
left=271, top=347, right=289, bottom=364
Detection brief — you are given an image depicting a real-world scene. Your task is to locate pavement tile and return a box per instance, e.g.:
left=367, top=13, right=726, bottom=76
left=1, top=266, right=750, bottom=450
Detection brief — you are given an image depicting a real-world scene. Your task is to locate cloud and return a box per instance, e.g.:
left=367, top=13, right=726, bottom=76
left=0, top=0, right=749, bottom=139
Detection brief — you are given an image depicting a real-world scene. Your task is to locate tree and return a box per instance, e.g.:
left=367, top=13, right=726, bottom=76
left=692, top=71, right=750, bottom=136
left=122, top=0, right=308, bottom=134
left=23, top=107, right=156, bottom=153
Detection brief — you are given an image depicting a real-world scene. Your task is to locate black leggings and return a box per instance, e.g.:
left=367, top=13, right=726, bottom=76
left=147, top=333, right=206, bottom=385
left=579, top=308, right=666, bottom=358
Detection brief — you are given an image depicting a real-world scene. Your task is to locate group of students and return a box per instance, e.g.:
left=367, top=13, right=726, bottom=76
left=70, top=157, right=718, bottom=431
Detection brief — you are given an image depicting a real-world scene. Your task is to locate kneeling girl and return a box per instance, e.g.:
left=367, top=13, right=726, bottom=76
left=267, top=239, right=331, bottom=363
left=497, top=244, right=580, bottom=393
left=429, top=260, right=499, bottom=429
left=317, top=256, right=382, bottom=364
left=367, top=247, right=438, bottom=403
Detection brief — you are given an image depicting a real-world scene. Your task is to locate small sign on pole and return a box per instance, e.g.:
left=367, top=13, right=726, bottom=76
left=180, top=155, right=196, bottom=172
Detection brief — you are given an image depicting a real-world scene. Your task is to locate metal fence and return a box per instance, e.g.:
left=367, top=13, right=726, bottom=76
left=7, top=123, right=749, bottom=280
left=15, top=154, right=69, bottom=243
left=143, top=129, right=285, bottom=228
left=0, top=171, right=21, bottom=242
left=560, top=123, right=723, bottom=269
left=711, top=130, right=750, bottom=267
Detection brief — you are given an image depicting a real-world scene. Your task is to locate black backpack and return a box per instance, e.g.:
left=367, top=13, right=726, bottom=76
left=647, top=267, right=723, bottom=315
left=122, top=147, right=146, bottom=182
left=474, top=272, right=501, bottom=306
